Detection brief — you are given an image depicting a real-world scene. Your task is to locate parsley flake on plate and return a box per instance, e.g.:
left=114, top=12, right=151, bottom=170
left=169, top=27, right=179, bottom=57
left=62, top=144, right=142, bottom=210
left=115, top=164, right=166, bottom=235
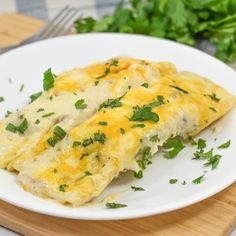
left=0, top=96, right=4, bottom=102
left=169, top=179, right=178, bottom=184
left=218, top=140, right=231, bottom=149
left=131, top=186, right=145, bottom=191
left=134, top=170, right=143, bottom=179
left=5, top=110, right=12, bottom=118
left=19, top=83, right=24, bottom=92
left=192, top=175, right=204, bottom=184
left=105, top=202, right=127, bottom=209
left=197, top=138, right=206, bottom=150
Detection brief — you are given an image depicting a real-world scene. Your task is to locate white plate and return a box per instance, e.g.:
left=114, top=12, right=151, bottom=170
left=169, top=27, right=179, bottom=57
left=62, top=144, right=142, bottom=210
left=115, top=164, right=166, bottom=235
left=0, top=33, right=235, bottom=220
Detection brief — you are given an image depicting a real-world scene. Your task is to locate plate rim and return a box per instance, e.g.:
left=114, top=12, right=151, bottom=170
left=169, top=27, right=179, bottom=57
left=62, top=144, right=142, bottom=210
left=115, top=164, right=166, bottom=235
left=0, top=32, right=235, bottom=220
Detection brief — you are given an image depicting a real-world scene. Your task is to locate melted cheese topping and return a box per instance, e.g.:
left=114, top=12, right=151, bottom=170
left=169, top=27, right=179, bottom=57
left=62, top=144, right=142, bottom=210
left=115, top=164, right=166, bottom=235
left=0, top=57, right=235, bottom=207
left=17, top=69, right=235, bottom=207
left=0, top=57, right=175, bottom=171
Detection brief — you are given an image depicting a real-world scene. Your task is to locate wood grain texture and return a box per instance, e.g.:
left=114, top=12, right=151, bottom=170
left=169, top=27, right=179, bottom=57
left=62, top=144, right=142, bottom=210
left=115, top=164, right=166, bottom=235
left=0, top=13, right=236, bottom=236
left=0, top=13, right=44, bottom=47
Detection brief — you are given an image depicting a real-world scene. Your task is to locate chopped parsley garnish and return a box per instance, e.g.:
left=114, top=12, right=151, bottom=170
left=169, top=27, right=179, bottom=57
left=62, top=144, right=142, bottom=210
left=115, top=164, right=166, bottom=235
left=47, top=137, right=58, bottom=147
left=169, top=179, right=178, bottom=184
left=145, top=95, right=165, bottom=108
left=169, top=85, right=188, bottom=94
left=72, top=141, right=81, bottom=147
left=205, top=93, right=220, bottom=102
left=0, top=96, right=4, bottom=102
left=120, top=128, right=125, bottom=134
left=5, top=123, right=17, bottom=133
left=193, top=148, right=214, bottom=160
left=181, top=180, right=187, bottom=185
left=162, top=137, right=185, bottom=159
left=53, top=168, right=58, bottom=173
left=29, top=91, right=42, bottom=103
left=59, top=184, right=68, bottom=192
left=99, top=94, right=125, bottom=110
left=93, top=131, right=106, bottom=144
left=43, top=68, right=55, bottom=91
left=49, top=95, right=53, bottom=101
left=80, top=153, right=89, bottom=160
left=42, top=112, right=55, bottom=118
left=75, top=99, right=87, bottom=109
left=141, top=83, right=149, bottom=88
left=17, top=118, right=28, bottom=134
left=105, top=202, right=127, bottom=209
left=82, top=137, right=93, bottom=147
left=19, top=84, right=24, bottom=92
left=47, top=126, right=67, bottom=147
left=134, top=170, right=143, bottom=179
left=150, top=134, right=160, bottom=142
left=131, top=186, right=145, bottom=191
left=84, top=170, right=92, bottom=176
left=131, top=123, right=145, bottom=128
left=77, top=171, right=93, bottom=180
left=129, top=106, right=159, bottom=123
left=197, top=138, right=206, bottom=150
left=35, top=119, right=40, bottom=124
left=209, top=107, right=217, bottom=112
left=188, top=136, right=197, bottom=146
left=5, top=118, right=28, bottom=134
left=96, top=59, right=119, bottom=79
left=218, top=140, right=231, bottom=149
left=5, top=110, right=12, bottom=118
left=137, top=146, right=152, bottom=170
left=128, top=85, right=131, bottom=89
left=98, top=121, right=108, bottom=126
left=193, top=142, right=223, bottom=170
left=54, top=126, right=67, bottom=140
left=37, top=108, right=44, bottom=112
left=204, top=154, right=222, bottom=170
left=192, top=175, right=204, bottom=184
left=94, top=80, right=99, bottom=86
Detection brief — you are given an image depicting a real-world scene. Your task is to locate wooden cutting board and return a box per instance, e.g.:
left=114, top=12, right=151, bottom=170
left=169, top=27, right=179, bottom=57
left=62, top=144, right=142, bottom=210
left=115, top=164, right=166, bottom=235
left=0, top=13, right=236, bottom=236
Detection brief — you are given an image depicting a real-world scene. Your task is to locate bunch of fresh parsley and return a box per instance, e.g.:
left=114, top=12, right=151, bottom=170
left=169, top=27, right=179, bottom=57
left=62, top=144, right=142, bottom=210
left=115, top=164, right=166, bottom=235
left=74, top=0, right=236, bottom=63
